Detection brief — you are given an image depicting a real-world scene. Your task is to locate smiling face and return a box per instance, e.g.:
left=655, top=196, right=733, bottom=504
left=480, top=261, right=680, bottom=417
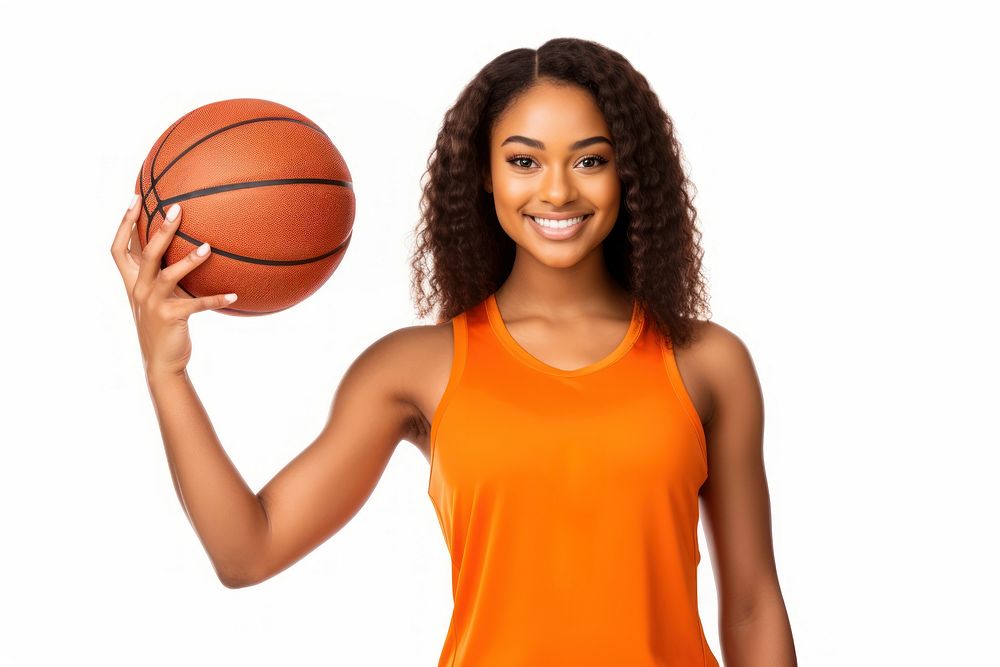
left=484, top=80, right=621, bottom=269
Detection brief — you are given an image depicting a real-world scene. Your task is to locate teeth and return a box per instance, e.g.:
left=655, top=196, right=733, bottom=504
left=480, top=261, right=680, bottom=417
left=531, top=215, right=587, bottom=229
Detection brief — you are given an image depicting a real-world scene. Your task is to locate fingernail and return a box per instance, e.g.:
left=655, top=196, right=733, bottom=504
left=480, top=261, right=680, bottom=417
left=128, top=194, right=139, bottom=210
left=196, top=242, right=210, bottom=257
left=224, top=294, right=238, bottom=303
left=166, top=204, right=180, bottom=222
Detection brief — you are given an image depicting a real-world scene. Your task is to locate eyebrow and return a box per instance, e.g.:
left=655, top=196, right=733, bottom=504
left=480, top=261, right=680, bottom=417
left=500, top=135, right=613, bottom=151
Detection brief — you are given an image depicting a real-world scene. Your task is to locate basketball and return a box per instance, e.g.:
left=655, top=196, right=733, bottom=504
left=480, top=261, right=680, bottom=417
left=135, top=98, right=354, bottom=316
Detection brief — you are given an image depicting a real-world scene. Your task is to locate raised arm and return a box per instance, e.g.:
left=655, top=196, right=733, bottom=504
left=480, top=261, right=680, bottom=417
left=112, top=195, right=423, bottom=589
left=142, top=329, right=419, bottom=589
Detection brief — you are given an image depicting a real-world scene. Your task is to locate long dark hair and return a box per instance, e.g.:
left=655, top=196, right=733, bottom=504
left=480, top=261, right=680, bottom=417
left=409, top=37, right=710, bottom=347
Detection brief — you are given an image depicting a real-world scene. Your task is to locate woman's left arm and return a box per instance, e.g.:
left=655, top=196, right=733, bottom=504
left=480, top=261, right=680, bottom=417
left=695, top=323, right=797, bottom=666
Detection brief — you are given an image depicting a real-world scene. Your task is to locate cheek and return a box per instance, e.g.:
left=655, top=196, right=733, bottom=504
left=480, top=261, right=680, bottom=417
left=492, top=174, right=535, bottom=204
left=590, top=177, right=622, bottom=226
left=589, top=174, right=621, bottom=205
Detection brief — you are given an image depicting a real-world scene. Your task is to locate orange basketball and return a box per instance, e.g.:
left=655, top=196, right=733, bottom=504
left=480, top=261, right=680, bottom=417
left=135, top=98, right=354, bottom=316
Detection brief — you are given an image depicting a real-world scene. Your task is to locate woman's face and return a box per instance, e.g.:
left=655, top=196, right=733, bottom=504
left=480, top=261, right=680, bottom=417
left=485, top=80, right=621, bottom=269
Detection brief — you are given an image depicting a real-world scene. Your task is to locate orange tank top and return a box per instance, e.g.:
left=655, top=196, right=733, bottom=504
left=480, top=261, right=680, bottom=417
left=428, top=292, right=719, bottom=667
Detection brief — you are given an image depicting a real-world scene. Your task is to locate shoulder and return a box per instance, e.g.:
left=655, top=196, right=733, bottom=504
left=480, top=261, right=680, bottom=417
left=678, top=319, right=761, bottom=427
left=684, top=320, right=754, bottom=368
left=351, top=319, right=455, bottom=423
left=352, top=320, right=453, bottom=389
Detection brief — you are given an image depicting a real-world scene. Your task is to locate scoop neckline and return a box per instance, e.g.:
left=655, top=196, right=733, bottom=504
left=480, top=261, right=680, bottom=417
left=484, top=292, right=644, bottom=377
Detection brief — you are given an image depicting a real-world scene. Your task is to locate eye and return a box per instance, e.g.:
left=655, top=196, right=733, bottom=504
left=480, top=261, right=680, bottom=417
left=578, top=155, right=609, bottom=168
left=505, top=154, right=610, bottom=170
left=508, top=154, right=536, bottom=169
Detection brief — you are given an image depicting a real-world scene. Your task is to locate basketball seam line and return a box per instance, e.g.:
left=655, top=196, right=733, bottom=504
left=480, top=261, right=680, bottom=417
left=144, top=110, right=194, bottom=245
left=151, top=176, right=354, bottom=267
left=172, top=228, right=353, bottom=266
left=151, top=116, right=332, bottom=186
left=159, top=177, right=354, bottom=210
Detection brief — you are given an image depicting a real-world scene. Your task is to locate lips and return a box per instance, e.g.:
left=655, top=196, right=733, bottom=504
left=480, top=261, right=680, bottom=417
left=524, top=213, right=592, bottom=240
left=525, top=212, right=592, bottom=221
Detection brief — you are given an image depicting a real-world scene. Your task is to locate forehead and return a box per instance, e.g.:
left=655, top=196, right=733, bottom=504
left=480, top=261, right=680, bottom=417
left=491, top=81, right=609, bottom=147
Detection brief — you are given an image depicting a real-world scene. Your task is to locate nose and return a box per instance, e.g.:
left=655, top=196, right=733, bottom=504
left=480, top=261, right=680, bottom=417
left=540, top=165, right=578, bottom=206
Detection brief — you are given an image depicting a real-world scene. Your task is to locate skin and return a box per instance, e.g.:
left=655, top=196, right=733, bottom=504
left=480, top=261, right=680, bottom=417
left=112, top=80, right=794, bottom=665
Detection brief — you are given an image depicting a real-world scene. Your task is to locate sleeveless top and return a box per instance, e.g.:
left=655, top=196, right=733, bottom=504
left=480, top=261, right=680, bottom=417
left=427, top=292, right=719, bottom=667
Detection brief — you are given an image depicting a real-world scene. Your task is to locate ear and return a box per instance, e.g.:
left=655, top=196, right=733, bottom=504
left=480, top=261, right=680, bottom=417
left=482, top=168, right=493, bottom=194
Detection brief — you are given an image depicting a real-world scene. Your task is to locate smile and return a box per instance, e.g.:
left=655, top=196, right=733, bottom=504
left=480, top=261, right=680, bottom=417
left=524, top=213, right=592, bottom=240
left=530, top=214, right=588, bottom=228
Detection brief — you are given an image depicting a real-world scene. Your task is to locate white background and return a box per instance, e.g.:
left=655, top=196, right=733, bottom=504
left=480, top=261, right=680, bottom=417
left=1, top=1, right=997, bottom=665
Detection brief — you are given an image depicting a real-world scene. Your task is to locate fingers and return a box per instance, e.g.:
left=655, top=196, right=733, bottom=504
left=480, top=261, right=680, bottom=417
left=177, top=292, right=239, bottom=317
left=128, top=220, right=141, bottom=263
left=156, top=239, right=213, bottom=297
left=137, top=202, right=182, bottom=291
left=111, top=193, right=142, bottom=275
left=116, top=195, right=239, bottom=312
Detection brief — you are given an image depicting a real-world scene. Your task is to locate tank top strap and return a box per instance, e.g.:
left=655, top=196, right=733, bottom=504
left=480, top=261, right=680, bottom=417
left=428, top=308, right=469, bottom=459
left=656, top=327, right=710, bottom=468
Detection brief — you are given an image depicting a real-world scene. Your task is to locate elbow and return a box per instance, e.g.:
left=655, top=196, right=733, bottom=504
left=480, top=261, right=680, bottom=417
left=216, top=562, right=263, bottom=589
left=219, top=573, right=259, bottom=589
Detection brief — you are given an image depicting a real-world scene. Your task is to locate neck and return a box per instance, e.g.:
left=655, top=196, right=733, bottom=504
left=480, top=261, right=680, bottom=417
left=494, top=244, right=632, bottom=321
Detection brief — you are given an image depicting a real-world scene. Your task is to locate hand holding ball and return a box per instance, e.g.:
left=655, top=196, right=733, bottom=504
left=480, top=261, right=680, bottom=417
left=135, top=99, right=355, bottom=316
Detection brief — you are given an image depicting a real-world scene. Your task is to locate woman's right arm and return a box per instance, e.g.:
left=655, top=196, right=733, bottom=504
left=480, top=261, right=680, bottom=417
left=112, top=196, right=420, bottom=588
left=145, top=368, right=271, bottom=588
left=144, top=331, right=417, bottom=589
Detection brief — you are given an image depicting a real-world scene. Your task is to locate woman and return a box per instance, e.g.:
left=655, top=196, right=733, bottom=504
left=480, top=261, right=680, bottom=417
left=111, top=37, right=795, bottom=666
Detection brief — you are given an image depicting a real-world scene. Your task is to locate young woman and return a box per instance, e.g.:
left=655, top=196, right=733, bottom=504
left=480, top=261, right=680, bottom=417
left=111, top=37, right=795, bottom=666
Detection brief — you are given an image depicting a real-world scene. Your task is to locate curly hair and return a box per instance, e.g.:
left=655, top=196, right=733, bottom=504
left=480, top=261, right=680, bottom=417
left=408, top=37, right=711, bottom=347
